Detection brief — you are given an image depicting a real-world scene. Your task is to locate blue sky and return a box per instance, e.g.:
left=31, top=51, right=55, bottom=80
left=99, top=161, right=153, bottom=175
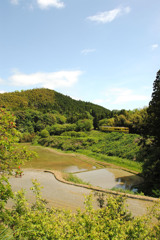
left=0, top=0, right=160, bottom=110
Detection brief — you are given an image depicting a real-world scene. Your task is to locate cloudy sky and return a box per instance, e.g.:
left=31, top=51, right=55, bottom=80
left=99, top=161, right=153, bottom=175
left=0, top=0, right=160, bottom=110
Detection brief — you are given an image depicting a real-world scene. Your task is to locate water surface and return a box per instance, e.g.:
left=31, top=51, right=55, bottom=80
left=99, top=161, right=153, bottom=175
left=75, top=168, right=143, bottom=190
left=23, top=144, right=143, bottom=190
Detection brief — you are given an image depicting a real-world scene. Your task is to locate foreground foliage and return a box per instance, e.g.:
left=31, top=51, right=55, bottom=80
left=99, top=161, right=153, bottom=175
left=1, top=180, right=160, bottom=240
left=0, top=108, right=36, bottom=174
left=0, top=108, right=36, bottom=237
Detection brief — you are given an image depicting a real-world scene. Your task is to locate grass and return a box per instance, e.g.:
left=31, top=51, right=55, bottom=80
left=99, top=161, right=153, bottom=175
left=76, top=149, right=142, bottom=173
left=62, top=172, right=90, bottom=185
left=21, top=142, right=142, bottom=173
left=111, top=187, right=145, bottom=196
left=35, top=130, right=142, bottom=173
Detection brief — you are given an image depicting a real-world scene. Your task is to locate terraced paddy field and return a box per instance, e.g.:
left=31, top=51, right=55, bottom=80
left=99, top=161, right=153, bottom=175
left=23, top=144, right=99, bottom=172
left=22, top=144, right=143, bottom=190
left=7, top=144, right=158, bottom=217
left=8, top=169, right=156, bottom=217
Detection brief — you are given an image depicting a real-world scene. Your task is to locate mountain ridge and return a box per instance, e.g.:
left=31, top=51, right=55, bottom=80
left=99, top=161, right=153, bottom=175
left=0, top=88, right=111, bottom=119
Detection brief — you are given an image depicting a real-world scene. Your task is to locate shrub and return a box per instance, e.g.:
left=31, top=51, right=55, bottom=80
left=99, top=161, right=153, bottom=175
left=61, top=131, right=87, bottom=137
left=39, top=129, right=50, bottom=138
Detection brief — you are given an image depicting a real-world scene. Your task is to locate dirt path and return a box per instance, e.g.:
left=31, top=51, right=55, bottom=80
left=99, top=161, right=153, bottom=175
left=8, top=169, right=157, bottom=217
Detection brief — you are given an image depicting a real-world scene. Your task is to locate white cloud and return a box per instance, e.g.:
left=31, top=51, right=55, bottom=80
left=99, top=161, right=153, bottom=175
left=10, top=0, right=19, bottom=5
left=0, top=90, right=6, bottom=94
left=151, top=44, right=159, bottom=50
left=70, top=95, right=81, bottom=101
left=92, top=87, right=150, bottom=109
left=105, top=88, right=149, bottom=104
left=93, top=99, right=104, bottom=104
left=36, top=0, right=65, bottom=9
left=87, top=6, right=131, bottom=23
left=9, top=70, right=82, bottom=89
left=81, top=49, right=96, bottom=55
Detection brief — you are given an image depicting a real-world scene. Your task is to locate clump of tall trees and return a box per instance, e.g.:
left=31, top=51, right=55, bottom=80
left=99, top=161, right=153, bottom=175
left=99, top=108, right=148, bottom=134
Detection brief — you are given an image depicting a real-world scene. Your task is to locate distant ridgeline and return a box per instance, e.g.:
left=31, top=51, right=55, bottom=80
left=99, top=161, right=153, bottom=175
left=0, top=88, right=110, bottom=114
left=0, top=88, right=111, bottom=129
left=100, top=126, right=129, bottom=133
left=0, top=88, right=147, bottom=134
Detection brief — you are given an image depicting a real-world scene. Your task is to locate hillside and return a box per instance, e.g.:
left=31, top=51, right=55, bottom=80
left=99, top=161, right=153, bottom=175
left=0, top=88, right=111, bottom=119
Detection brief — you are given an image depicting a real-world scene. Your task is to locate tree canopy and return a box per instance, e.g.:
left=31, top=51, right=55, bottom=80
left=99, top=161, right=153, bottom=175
left=147, top=69, right=160, bottom=142
left=0, top=108, right=34, bottom=173
left=141, top=70, right=160, bottom=197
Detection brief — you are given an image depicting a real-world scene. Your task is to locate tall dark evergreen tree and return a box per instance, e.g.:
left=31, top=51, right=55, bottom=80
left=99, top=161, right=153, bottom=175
left=141, top=70, right=160, bottom=197
left=147, top=69, right=160, bottom=142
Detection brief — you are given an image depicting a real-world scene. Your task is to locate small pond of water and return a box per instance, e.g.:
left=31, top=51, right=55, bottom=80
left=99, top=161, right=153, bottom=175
left=74, top=168, right=143, bottom=191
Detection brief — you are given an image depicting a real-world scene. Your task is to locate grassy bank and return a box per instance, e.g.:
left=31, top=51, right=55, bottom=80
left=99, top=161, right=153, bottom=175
left=36, top=131, right=141, bottom=160
left=76, top=149, right=142, bottom=173
left=33, top=132, right=142, bottom=173
left=62, top=172, right=90, bottom=185
left=22, top=142, right=142, bottom=173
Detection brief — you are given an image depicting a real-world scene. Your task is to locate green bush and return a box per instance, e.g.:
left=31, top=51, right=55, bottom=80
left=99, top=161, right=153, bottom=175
left=61, top=131, right=87, bottom=137
left=47, top=123, right=76, bottom=135
left=39, top=129, right=50, bottom=138
left=76, top=119, right=94, bottom=131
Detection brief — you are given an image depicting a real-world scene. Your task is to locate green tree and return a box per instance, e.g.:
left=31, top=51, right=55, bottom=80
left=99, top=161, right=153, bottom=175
left=141, top=70, right=160, bottom=197
left=99, top=117, right=115, bottom=127
left=0, top=108, right=34, bottom=173
left=76, top=119, right=93, bottom=131
left=39, top=129, right=50, bottom=138
left=0, top=108, right=35, bottom=216
left=128, top=108, right=148, bottom=134
left=147, top=70, right=160, bottom=142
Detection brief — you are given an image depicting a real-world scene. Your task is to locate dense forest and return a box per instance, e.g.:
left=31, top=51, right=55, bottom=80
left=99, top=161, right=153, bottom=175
left=0, top=70, right=160, bottom=239
left=0, top=87, right=148, bottom=134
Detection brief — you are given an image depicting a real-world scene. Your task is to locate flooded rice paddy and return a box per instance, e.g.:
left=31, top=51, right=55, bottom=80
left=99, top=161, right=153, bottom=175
left=23, top=144, right=143, bottom=190
left=23, top=145, right=95, bottom=172
left=75, top=168, right=142, bottom=190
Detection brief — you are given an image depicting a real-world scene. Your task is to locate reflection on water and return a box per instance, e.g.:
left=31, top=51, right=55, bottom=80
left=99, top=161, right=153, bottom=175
left=64, top=166, right=87, bottom=173
left=64, top=165, right=96, bottom=173
left=75, top=168, right=143, bottom=190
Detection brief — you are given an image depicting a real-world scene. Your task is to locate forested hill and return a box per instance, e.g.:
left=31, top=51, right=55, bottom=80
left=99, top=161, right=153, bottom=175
left=0, top=88, right=111, bottom=119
